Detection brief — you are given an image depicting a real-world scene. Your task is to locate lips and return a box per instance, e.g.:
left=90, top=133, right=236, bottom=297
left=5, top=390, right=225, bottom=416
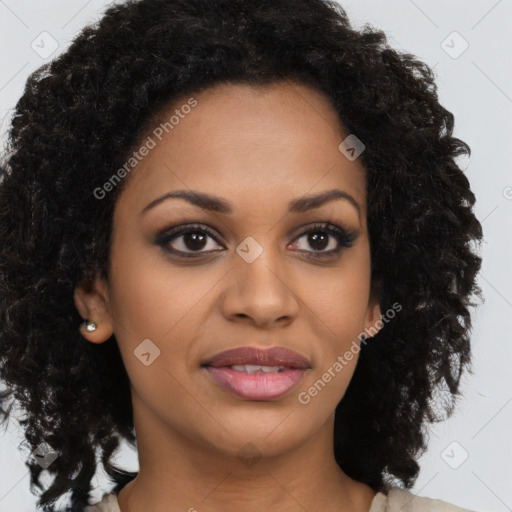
left=201, top=346, right=310, bottom=400
left=202, top=346, right=310, bottom=369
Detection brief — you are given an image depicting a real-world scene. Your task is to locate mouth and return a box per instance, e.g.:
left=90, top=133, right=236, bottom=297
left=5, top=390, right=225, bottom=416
left=201, top=346, right=311, bottom=400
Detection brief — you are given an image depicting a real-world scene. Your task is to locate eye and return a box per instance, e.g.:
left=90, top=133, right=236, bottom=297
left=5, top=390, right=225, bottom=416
left=288, top=222, right=358, bottom=259
left=154, top=221, right=358, bottom=260
left=154, top=223, right=224, bottom=258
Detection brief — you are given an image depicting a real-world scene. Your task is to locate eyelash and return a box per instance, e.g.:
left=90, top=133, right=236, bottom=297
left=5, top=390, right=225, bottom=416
left=154, top=221, right=358, bottom=261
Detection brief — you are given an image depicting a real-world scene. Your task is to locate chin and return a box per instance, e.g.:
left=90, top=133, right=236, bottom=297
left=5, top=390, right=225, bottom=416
left=197, top=409, right=320, bottom=456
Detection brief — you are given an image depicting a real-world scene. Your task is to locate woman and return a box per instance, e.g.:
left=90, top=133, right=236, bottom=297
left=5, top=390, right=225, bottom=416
left=0, top=0, right=483, bottom=511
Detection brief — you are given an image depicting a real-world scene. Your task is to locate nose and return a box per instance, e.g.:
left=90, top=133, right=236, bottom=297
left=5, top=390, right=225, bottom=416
left=220, top=246, right=300, bottom=329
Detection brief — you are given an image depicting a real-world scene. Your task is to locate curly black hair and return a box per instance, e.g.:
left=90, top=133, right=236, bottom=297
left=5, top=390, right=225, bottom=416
left=0, top=0, right=484, bottom=510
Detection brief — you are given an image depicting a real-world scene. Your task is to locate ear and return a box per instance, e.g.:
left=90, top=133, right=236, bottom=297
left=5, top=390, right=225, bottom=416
left=73, top=274, right=114, bottom=344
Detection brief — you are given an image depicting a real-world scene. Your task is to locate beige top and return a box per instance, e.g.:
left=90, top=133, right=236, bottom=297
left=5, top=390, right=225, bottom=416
left=84, top=488, right=476, bottom=512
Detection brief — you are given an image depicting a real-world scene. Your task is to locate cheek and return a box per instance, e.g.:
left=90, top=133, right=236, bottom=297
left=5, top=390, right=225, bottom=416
left=303, top=250, right=372, bottom=341
left=107, top=224, right=215, bottom=341
left=106, top=260, right=204, bottom=411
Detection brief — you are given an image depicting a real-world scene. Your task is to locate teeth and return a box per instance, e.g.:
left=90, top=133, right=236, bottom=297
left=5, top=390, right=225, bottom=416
left=231, top=364, right=287, bottom=373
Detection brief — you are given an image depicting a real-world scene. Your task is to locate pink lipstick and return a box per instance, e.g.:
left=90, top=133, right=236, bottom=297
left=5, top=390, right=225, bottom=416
left=202, top=346, right=310, bottom=400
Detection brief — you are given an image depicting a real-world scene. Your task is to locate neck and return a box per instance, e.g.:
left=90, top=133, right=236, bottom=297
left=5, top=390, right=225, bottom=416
left=117, top=391, right=376, bottom=512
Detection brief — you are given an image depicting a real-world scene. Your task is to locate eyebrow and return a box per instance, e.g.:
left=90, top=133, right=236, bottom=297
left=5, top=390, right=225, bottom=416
left=140, top=188, right=361, bottom=218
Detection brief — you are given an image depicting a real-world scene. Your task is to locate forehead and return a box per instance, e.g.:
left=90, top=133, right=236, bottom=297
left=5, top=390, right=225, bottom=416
left=116, top=80, right=367, bottom=216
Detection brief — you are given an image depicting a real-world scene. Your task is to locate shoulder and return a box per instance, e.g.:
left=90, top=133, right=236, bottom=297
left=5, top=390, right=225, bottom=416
left=83, top=487, right=477, bottom=512
left=370, top=488, right=477, bottom=512
left=83, top=492, right=120, bottom=512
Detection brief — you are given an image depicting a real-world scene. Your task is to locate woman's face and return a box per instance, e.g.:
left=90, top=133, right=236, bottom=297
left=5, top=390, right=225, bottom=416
left=76, top=80, right=381, bottom=461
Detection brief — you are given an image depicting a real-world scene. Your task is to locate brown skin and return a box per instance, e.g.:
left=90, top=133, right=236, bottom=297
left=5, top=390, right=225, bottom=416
left=74, top=80, right=382, bottom=512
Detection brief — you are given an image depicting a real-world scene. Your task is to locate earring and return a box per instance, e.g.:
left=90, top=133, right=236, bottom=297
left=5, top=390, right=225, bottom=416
left=81, top=319, right=97, bottom=332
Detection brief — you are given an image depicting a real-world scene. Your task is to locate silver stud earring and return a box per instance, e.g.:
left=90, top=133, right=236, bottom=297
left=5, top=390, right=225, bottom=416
left=81, top=319, right=97, bottom=332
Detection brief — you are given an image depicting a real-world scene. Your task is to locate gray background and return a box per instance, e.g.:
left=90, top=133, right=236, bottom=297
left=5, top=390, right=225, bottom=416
left=0, top=0, right=511, bottom=510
